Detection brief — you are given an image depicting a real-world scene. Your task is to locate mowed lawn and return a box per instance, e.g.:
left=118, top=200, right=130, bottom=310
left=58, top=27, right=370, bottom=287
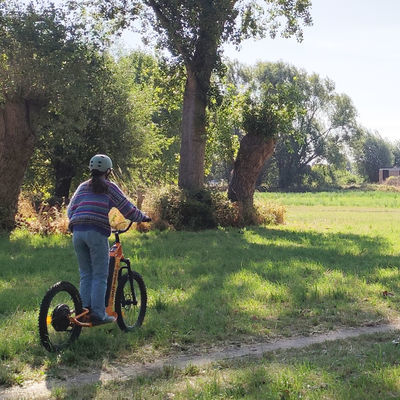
left=1, top=190, right=400, bottom=386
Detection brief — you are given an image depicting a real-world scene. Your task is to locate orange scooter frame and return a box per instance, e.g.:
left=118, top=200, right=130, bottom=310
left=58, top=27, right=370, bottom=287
left=39, top=221, right=148, bottom=352
left=69, top=241, right=124, bottom=328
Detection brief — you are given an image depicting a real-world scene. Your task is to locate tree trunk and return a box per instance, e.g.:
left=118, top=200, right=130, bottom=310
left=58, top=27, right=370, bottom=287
left=0, top=101, right=37, bottom=231
left=228, top=134, right=276, bottom=212
left=178, top=67, right=208, bottom=191
left=53, top=159, right=75, bottom=204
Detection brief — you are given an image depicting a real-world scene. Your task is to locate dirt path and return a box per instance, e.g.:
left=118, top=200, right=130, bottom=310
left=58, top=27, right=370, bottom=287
left=2, top=321, right=400, bottom=400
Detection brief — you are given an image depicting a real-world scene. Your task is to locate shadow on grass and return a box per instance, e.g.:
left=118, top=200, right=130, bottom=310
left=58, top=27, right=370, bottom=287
left=1, top=225, right=400, bottom=386
left=132, top=226, right=400, bottom=341
left=227, top=333, right=400, bottom=399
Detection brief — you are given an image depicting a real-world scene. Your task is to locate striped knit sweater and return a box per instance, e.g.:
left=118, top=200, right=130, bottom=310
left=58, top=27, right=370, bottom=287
left=67, top=180, right=146, bottom=236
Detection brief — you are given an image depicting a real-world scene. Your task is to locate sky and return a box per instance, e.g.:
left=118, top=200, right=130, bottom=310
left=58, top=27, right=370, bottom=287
left=118, top=0, right=399, bottom=142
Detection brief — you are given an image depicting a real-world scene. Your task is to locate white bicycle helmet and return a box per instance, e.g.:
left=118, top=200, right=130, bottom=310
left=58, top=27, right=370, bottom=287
left=89, top=154, right=113, bottom=172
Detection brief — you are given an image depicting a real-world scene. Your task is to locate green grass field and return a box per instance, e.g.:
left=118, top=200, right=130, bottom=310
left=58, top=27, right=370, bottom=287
left=1, top=190, right=400, bottom=388
left=61, top=333, right=400, bottom=400
left=256, top=189, right=400, bottom=207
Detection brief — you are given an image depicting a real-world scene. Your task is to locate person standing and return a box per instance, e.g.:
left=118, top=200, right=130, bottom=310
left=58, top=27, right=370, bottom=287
left=67, top=154, right=151, bottom=325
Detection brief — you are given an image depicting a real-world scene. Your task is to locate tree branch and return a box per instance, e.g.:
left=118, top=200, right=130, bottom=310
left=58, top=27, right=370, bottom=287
left=145, top=0, right=191, bottom=62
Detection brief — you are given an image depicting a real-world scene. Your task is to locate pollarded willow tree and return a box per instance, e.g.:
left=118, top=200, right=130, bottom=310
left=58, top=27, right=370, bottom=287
left=0, top=3, right=94, bottom=229
left=224, top=61, right=359, bottom=211
left=92, top=0, right=312, bottom=191
left=0, top=2, right=120, bottom=229
left=228, top=73, right=302, bottom=217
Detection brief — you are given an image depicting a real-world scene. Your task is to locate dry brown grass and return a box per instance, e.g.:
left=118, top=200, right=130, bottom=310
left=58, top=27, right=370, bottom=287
left=382, top=176, right=400, bottom=187
left=15, top=194, right=69, bottom=235
left=254, top=199, right=286, bottom=225
left=15, top=187, right=286, bottom=235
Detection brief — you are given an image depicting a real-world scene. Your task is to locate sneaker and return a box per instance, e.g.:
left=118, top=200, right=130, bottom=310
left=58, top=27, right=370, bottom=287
left=91, top=314, right=116, bottom=326
left=79, top=308, right=91, bottom=323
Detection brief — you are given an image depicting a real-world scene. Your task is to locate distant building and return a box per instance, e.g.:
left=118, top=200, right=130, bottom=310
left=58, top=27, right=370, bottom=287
left=379, top=167, right=400, bottom=183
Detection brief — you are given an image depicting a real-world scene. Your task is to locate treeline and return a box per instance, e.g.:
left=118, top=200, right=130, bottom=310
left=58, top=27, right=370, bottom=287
left=22, top=51, right=399, bottom=197
left=0, top=1, right=397, bottom=230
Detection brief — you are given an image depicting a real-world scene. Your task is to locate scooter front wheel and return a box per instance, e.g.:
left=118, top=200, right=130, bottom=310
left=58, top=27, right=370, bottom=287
left=115, top=272, right=147, bottom=331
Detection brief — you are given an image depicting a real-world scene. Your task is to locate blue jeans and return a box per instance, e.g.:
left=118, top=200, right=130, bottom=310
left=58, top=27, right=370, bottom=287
left=72, top=230, right=109, bottom=320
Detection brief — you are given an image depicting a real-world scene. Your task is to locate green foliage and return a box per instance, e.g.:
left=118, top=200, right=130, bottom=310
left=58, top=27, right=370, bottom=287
left=112, top=52, right=184, bottom=190
left=206, top=82, right=243, bottom=181
left=301, top=164, right=362, bottom=190
left=0, top=2, right=136, bottom=201
left=242, top=78, right=301, bottom=139
left=268, top=64, right=358, bottom=189
left=0, top=2, right=94, bottom=103
left=208, top=61, right=360, bottom=189
left=392, top=140, right=400, bottom=166
left=352, top=130, right=394, bottom=182
left=27, top=51, right=139, bottom=200
left=23, top=49, right=184, bottom=199
left=2, top=3, right=183, bottom=202
left=93, top=0, right=312, bottom=63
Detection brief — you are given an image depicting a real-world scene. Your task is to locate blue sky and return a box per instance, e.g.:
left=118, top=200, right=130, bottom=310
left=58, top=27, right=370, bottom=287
left=119, top=0, right=399, bottom=142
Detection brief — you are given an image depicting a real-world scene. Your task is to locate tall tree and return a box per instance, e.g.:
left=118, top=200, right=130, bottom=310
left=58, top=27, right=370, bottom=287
left=228, top=71, right=301, bottom=215
left=114, top=51, right=184, bottom=188
left=92, top=0, right=312, bottom=190
left=272, top=67, right=358, bottom=189
left=206, top=81, right=243, bottom=183
left=29, top=52, right=137, bottom=203
left=224, top=61, right=359, bottom=190
left=352, top=130, right=394, bottom=182
left=392, top=140, right=400, bottom=167
left=0, top=3, right=96, bottom=229
left=24, top=50, right=184, bottom=202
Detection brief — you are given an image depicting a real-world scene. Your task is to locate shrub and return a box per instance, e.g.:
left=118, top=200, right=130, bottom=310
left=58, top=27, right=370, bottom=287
left=300, top=165, right=362, bottom=191
left=142, top=186, right=217, bottom=230
left=142, top=186, right=285, bottom=230
left=211, top=191, right=242, bottom=227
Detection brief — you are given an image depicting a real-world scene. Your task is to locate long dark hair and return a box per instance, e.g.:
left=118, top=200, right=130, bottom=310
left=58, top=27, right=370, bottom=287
left=89, top=170, right=109, bottom=194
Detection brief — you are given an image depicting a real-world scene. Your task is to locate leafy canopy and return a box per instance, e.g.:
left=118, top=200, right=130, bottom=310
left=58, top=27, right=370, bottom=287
left=84, top=0, right=312, bottom=65
left=0, top=2, right=102, bottom=104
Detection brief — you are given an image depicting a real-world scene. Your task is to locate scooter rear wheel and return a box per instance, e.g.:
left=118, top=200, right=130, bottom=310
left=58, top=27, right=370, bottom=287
left=38, top=281, right=83, bottom=352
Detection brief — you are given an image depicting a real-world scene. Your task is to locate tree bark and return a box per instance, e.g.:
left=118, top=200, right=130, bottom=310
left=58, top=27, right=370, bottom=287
left=52, top=158, right=76, bottom=204
left=0, top=101, right=37, bottom=230
left=228, top=134, right=276, bottom=211
left=178, top=67, right=208, bottom=191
